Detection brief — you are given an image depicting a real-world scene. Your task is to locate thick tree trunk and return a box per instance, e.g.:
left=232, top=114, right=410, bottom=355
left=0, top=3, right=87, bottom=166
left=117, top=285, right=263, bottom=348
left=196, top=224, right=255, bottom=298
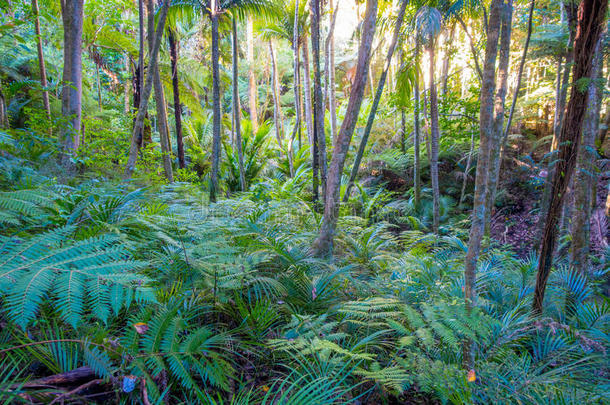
left=485, top=0, right=513, bottom=231
left=313, top=0, right=378, bottom=257
left=463, top=0, right=503, bottom=368
left=246, top=18, right=258, bottom=132
left=147, top=0, right=173, bottom=183
left=169, top=28, right=186, bottom=169
left=569, top=38, right=602, bottom=272
left=32, top=0, right=51, bottom=121
left=533, top=0, right=608, bottom=313
left=210, top=6, right=222, bottom=202
left=428, top=42, right=440, bottom=235
left=59, top=0, right=84, bottom=163
left=124, top=0, right=169, bottom=179
left=232, top=19, right=246, bottom=191
left=342, top=0, right=407, bottom=201
left=311, top=0, right=327, bottom=201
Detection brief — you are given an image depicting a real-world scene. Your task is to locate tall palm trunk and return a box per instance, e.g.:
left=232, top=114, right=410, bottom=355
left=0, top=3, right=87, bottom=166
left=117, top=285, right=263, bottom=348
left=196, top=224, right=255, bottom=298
left=147, top=0, right=173, bottom=183
left=124, top=0, right=170, bottom=179
left=246, top=18, right=258, bottom=132
left=570, top=37, right=603, bottom=273
left=313, top=0, right=377, bottom=257
left=301, top=35, right=318, bottom=202
left=533, top=0, right=607, bottom=313
left=463, top=0, right=503, bottom=368
left=311, top=0, right=327, bottom=201
left=413, top=43, right=421, bottom=209
left=209, top=3, right=222, bottom=202
left=485, top=0, right=513, bottom=231
left=59, top=0, right=84, bottom=164
left=342, top=0, right=407, bottom=201
left=169, top=28, right=186, bottom=169
left=232, top=18, right=246, bottom=191
left=290, top=0, right=302, bottom=168
left=32, top=0, right=50, bottom=121
left=427, top=42, right=440, bottom=235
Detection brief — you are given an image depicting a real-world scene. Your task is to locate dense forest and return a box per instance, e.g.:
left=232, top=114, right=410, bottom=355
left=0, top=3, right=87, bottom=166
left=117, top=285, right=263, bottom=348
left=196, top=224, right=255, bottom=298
left=0, top=0, right=609, bottom=402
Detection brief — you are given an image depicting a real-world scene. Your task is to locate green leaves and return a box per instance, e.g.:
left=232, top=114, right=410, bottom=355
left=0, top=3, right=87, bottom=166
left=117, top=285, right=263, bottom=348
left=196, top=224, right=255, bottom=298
left=0, top=226, right=153, bottom=328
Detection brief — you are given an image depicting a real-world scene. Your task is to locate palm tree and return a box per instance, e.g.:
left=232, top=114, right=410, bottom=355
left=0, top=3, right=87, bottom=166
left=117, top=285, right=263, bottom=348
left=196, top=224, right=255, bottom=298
left=168, top=27, right=186, bottom=169
left=415, top=5, right=442, bottom=234
left=310, top=0, right=326, bottom=202
left=32, top=0, right=50, bottom=122
left=232, top=16, right=247, bottom=191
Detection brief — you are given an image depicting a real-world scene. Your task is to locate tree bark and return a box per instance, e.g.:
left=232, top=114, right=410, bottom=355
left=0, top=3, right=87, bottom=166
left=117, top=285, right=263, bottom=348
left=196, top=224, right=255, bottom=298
left=124, top=0, right=169, bottom=179
left=533, top=0, right=608, bottom=313
left=463, top=0, right=503, bottom=368
left=326, top=0, right=338, bottom=145
left=428, top=42, right=440, bottom=235
left=246, top=17, right=258, bottom=132
left=313, top=0, right=377, bottom=257
left=342, top=0, right=407, bottom=201
left=147, top=0, right=173, bottom=183
left=232, top=18, right=246, bottom=191
left=209, top=3, right=222, bottom=202
left=569, top=37, right=602, bottom=272
left=59, top=0, right=84, bottom=164
left=32, top=0, right=51, bottom=121
left=485, top=0, right=513, bottom=232
left=311, top=0, right=327, bottom=201
left=289, top=0, right=302, bottom=174
left=124, top=54, right=130, bottom=115
left=169, top=28, right=186, bottom=169
left=302, top=35, right=318, bottom=203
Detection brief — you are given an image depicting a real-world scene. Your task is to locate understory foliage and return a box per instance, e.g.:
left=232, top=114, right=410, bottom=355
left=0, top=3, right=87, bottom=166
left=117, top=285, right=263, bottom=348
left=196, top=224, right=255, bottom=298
left=0, top=139, right=608, bottom=404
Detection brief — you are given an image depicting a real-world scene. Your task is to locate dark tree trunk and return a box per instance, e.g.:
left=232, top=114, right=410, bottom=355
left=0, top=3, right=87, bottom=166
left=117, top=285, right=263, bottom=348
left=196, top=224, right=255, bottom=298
left=311, top=0, right=327, bottom=202
left=32, top=0, right=51, bottom=122
left=413, top=43, right=421, bottom=209
left=209, top=5, right=222, bottom=202
left=232, top=18, right=246, bottom=191
left=169, top=28, right=186, bottom=169
left=313, top=0, right=378, bottom=257
left=428, top=42, right=440, bottom=235
left=533, top=0, right=608, bottom=313
left=342, top=0, right=407, bottom=202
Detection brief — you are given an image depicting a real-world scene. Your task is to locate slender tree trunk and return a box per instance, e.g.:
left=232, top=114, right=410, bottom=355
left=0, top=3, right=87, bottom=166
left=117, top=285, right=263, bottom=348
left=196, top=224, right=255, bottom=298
left=342, top=0, right=407, bottom=201
left=441, top=23, right=455, bottom=97
left=302, top=36, right=318, bottom=203
left=135, top=0, right=145, bottom=148
left=269, top=41, right=285, bottom=152
left=231, top=18, right=246, bottom=191
left=459, top=129, right=476, bottom=206
left=289, top=0, right=302, bottom=175
left=169, top=28, right=186, bottom=169
left=147, top=0, right=173, bottom=183
left=95, top=63, right=102, bottom=110
left=311, top=0, right=327, bottom=201
left=59, top=0, right=84, bottom=165
left=209, top=4, right=222, bottom=202
left=456, top=15, right=483, bottom=81
left=246, top=18, right=258, bottom=132
left=32, top=0, right=50, bottom=121
left=124, top=54, right=131, bottom=115
left=0, top=89, right=7, bottom=128
left=413, top=43, right=421, bottom=209
left=428, top=42, right=440, bottom=235
left=485, top=0, right=513, bottom=231
left=463, top=0, right=503, bottom=368
left=569, top=37, right=603, bottom=272
left=313, top=0, right=377, bottom=257
left=327, top=0, right=338, bottom=144
left=533, top=0, right=608, bottom=313
left=124, top=0, right=169, bottom=179
left=501, top=0, right=535, bottom=147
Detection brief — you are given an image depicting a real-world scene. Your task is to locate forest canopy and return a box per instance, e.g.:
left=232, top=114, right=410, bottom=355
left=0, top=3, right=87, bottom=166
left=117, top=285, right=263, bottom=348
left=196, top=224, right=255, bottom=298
left=0, top=0, right=609, bottom=403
